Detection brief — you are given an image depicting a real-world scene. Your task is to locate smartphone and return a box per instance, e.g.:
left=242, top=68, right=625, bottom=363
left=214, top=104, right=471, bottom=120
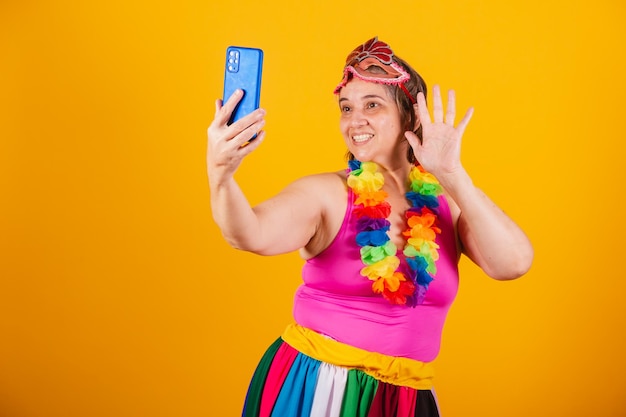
left=222, top=46, right=263, bottom=126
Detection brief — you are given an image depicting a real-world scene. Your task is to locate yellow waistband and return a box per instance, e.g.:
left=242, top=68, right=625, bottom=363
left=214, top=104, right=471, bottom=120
left=281, top=323, right=434, bottom=390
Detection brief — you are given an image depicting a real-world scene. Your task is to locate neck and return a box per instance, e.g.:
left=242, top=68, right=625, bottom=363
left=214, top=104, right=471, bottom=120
left=368, top=141, right=412, bottom=181
left=373, top=160, right=412, bottom=193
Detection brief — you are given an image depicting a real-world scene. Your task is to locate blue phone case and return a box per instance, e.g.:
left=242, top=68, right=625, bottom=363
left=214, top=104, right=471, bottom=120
left=222, top=46, right=263, bottom=125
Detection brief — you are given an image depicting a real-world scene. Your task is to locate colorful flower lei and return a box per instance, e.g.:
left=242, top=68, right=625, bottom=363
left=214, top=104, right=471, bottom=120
left=347, top=160, right=442, bottom=307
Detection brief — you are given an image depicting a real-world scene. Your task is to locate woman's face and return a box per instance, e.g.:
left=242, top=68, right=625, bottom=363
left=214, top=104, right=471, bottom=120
left=338, top=78, right=406, bottom=164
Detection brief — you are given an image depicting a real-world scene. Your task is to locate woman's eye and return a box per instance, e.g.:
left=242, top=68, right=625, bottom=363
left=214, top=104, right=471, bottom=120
left=341, top=106, right=351, bottom=113
left=367, top=102, right=379, bottom=109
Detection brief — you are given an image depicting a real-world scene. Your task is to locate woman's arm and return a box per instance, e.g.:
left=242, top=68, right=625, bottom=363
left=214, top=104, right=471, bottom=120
left=442, top=172, right=534, bottom=280
left=207, top=91, right=325, bottom=256
left=406, top=85, right=533, bottom=280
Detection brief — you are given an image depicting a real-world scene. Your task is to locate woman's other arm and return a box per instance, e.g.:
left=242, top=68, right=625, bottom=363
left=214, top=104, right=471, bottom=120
left=406, top=85, right=533, bottom=280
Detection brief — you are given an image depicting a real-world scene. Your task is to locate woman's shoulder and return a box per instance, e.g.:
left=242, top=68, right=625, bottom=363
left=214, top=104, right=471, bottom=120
left=304, top=169, right=347, bottom=182
left=295, top=171, right=349, bottom=259
left=288, top=170, right=347, bottom=192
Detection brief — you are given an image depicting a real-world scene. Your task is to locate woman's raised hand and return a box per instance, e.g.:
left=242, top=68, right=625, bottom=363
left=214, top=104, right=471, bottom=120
left=207, top=89, right=266, bottom=184
left=405, top=85, right=473, bottom=182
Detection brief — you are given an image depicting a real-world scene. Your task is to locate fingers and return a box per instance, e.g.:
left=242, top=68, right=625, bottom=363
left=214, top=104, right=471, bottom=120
left=210, top=102, right=265, bottom=142
left=415, top=91, right=430, bottom=125
left=214, top=98, right=223, bottom=115
left=213, top=89, right=244, bottom=125
left=208, top=95, right=266, bottom=156
left=420, top=85, right=470, bottom=129
left=211, top=111, right=264, bottom=153
left=432, top=85, right=444, bottom=123
left=404, top=130, right=421, bottom=149
left=417, top=85, right=453, bottom=125
left=445, top=89, right=456, bottom=126
left=456, top=107, right=474, bottom=137
left=236, top=129, right=266, bottom=157
left=236, top=116, right=266, bottom=146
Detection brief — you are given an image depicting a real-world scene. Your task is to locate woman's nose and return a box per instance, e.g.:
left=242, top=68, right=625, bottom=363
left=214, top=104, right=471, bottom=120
left=350, top=112, right=367, bottom=127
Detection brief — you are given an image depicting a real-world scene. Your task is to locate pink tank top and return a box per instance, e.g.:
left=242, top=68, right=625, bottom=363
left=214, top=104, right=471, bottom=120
left=293, top=187, right=459, bottom=362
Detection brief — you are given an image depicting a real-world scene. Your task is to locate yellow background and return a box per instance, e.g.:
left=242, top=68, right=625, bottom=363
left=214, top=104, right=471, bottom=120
left=1, top=0, right=625, bottom=416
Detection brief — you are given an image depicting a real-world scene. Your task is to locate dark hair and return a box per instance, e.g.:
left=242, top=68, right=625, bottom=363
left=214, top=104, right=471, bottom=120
left=343, top=55, right=428, bottom=164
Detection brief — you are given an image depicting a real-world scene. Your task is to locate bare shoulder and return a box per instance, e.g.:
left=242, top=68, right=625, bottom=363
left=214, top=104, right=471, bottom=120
left=288, top=170, right=347, bottom=191
left=288, top=171, right=347, bottom=214
left=281, top=170, right=347, bottom=207
left=292, top=170, right=348, bottom=259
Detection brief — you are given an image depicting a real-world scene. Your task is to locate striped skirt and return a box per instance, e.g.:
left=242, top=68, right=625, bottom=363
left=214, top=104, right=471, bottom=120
left=242, top=323, right=440, bottom=417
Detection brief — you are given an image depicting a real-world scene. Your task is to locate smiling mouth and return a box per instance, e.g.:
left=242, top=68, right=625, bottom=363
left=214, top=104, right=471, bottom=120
left=352, top=134, right=373, bottom=143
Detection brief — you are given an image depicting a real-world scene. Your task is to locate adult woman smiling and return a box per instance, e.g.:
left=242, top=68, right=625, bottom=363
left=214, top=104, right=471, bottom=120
left=208, top=37, right=533, bottom=417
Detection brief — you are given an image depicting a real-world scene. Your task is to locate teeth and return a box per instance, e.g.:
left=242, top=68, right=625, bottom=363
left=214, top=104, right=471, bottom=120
left=353, top=134, right=372, bottom=143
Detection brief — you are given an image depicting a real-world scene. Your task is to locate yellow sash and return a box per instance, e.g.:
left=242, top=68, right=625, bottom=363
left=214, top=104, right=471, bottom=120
left=281, top=323, right=435, bottom=390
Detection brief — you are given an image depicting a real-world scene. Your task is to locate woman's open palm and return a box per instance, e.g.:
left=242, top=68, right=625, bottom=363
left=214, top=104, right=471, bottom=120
left=406, top=85, right=473, bottom=179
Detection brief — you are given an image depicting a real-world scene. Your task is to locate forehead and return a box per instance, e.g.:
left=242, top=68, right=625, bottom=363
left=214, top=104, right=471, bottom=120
left=338, top=78, right=393, bottom=100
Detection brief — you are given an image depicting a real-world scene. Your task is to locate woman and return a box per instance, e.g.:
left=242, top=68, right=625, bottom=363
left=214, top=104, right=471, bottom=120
left=208, top=37, right=533, bottom=417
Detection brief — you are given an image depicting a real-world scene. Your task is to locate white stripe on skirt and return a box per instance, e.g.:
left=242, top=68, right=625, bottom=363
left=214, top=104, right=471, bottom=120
left=309, top=363, right=348, bottom=417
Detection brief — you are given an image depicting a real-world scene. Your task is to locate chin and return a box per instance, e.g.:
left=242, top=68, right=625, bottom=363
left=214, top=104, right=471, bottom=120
left=349, top=148, right=373, bottom=162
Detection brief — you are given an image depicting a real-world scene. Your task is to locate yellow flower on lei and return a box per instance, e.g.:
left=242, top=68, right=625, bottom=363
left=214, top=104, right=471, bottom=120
left=347, top=162, right=384, bottom=194
left=360, top=255, right=400, bottom=281
left=408, top=165, right=439, bottom=186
